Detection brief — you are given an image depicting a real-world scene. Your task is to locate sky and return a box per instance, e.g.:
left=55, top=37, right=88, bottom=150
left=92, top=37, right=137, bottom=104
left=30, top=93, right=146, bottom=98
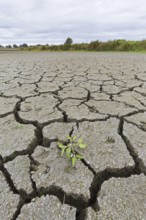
left=0, top=0, right=146, bottom=45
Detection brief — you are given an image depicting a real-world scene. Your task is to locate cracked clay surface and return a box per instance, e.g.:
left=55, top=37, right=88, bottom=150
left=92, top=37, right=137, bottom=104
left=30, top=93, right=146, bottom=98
left=0, top=52, right=146, bottom=220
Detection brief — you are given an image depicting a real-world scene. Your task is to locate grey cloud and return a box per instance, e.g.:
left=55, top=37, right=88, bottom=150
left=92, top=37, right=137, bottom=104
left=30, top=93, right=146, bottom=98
left=0, top=0, right=146, bottom=45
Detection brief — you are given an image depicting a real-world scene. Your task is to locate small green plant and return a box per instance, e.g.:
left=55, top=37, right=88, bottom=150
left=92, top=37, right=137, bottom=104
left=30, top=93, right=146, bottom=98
left=57, top=136, right=86, bottom=167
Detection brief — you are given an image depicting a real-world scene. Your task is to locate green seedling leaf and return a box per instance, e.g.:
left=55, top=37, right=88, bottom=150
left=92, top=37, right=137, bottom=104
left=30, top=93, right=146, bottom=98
left=58, top=142, right=65, bottom=149
left=61, top=148, right=66, bottom=156
left=76, top=154, right=84, bottom=159
left=79, top=143, right=86, bottom=149
left=58, top=135, right=86, bottom=167
left=67, top=143, right=72, bottom=148
left=77, top=139, right=83, bottom=144
left=67, top=136, right=71, bottom=140
left=71, top=156, right=77, bottom=167
left=15, top=124, right=23, bottom=129
left=73, top=135, right=78, bottom=141
left=66, top=147, right=71, bottom=158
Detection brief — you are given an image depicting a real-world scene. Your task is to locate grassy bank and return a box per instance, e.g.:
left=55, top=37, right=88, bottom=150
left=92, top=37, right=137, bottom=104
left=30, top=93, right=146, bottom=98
left=20, top=39, right=146, bottom=52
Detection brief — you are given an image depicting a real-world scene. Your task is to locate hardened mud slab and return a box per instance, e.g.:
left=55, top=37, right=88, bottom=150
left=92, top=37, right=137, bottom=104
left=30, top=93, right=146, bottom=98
left=73, top=118, right=134, bottom=172
left=37, top=81, right=59, bottom=93
left=0, top=82, right=18, bottom=95
left=58, top=86, right=87, bottom=99
left=17, top=195, right=76, bottom=220
left=86, top=100, right=137, bottom=117
left=32, top=145, right=93, bottom=203
left=19, top=94, right=63, bottom=123
left=0, top=115, right=35, bottom=157
left=134, top=84, right=146, bottom=94
left=86, top=175, right=146, bottom=219
left=123, top=122, right=146, bottom=167
left=59, top=99, right=107, bottom=120
left=0, top=171, right=19, bottom=220
left=113, top=91, right=146, bottom=110
left=3, top=84, right=37, bottom=97
left=0, top=97, right=18, bottom=116
left=5, top=155, right=33, bottom=193
left=91, top=92, right=110, bottom=100
left=43, top=122, right=75, bottom=141
left=125, top=112, right=146, bottom=128
left=95, top=174, right=146, bottom=219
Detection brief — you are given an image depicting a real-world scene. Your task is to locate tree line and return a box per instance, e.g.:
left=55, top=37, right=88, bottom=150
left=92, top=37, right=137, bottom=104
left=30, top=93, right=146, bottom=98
left=1, top=38, right=146, bottom=52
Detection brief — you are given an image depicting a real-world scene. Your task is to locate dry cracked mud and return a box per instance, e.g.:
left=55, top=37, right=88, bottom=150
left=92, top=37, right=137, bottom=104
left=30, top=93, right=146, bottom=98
left=0, top=51, right=146, bottom=220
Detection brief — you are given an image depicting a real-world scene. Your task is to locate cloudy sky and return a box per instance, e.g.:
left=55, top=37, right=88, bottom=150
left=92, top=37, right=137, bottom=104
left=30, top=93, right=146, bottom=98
left=0, top=0, right=146, bottom=45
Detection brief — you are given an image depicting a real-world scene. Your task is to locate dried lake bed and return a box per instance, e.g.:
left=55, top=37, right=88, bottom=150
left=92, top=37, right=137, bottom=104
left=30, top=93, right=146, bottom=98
left=0, top=51, right=146, bottom=219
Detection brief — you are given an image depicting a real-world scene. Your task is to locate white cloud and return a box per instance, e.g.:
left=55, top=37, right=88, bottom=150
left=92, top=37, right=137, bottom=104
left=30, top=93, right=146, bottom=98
left=0, top=0, right=146, bottom=45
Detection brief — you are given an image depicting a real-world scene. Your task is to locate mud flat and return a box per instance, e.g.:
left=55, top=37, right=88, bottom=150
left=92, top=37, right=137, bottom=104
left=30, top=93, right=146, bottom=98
left=0, top=52, right=146, bottom=219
